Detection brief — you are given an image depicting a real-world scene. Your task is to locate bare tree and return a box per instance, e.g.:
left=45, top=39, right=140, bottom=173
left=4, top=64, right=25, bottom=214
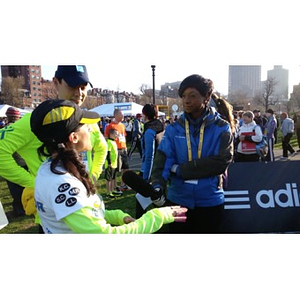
left=255, top=77, right=278, bottom=111
left=1, top=76, right=25, bottom=106
left=42, top=80, right=58, bottom=100
left=139, top=84, right=152, bottom=97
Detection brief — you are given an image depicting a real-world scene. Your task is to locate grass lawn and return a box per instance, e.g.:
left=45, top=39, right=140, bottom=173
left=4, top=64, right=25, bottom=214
left=0, top=174, right=137, bottom=234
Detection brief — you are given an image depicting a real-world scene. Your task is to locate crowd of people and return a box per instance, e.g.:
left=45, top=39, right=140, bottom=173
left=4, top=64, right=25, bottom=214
left=0, top=65, right=299, bottom=234
left=233, top=108, right=298, bottom=162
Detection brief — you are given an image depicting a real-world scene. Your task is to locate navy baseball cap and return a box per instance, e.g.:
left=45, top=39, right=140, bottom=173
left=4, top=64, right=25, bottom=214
left=55, top=65, right=93, bottom=88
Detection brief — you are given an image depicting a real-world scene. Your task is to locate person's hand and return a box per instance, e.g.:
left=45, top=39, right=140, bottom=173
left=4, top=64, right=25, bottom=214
left=239, top=135, right=245, bottom=141
left=123, top=216, right=136, bottom=224
left=151, top=187, right=166, bottom=207
left=170, top=206, right=188, bottom=223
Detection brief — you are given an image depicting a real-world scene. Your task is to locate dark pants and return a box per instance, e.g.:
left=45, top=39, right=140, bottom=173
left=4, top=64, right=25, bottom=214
left=6, top=180, right=25, bottom=216
left=282, top=133, right=295, bottom=157
left=265, top=137, right=275, bottom=162
left=128, top=137, right=142, bottom=158
left=234, top=152, right=260, bottom=162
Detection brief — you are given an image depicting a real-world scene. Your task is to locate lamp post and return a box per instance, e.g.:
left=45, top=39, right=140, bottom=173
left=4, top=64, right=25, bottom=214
left=151, top=65, right=156, bottom=104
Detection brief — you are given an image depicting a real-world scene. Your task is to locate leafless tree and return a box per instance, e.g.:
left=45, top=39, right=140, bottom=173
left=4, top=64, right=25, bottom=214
left=255, top=77, right=278, bottom=111
left=42, top=80, right=58, bottom=100
left=1, top=76, right=25, bottom=106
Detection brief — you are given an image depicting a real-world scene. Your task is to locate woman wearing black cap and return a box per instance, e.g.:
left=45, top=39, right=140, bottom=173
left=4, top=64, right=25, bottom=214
left=31, top=99, right=187, bottom=233
left=150, top=74, right=233, bottom=233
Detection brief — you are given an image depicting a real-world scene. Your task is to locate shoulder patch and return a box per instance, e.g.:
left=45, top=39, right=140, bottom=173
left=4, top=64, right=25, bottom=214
left=65, top=197, right=77, bottom=207
left=55, top=194, right=67, bottom=204
left=69, top=187, right=80, bottom=196
left=58, top=183, right=71, bottom=192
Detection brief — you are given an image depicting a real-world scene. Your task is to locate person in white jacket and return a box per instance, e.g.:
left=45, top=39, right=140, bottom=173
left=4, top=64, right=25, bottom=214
left=235, top=111, right=263, bottom=162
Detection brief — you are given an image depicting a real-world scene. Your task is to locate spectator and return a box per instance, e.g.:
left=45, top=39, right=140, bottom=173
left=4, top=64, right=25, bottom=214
left=280, top=112, right=296, bottom=159
left=264, top=108, right=277, bottom=161
left=124, top=117, right=133, bottom=143
left=235, top=111, right=263, bottom=162
left=127, top=113, right=143, bottom=159
left=105, top=128, right=119, bottom=198
left=136, top=104, right=165, bottom=218
left=104, top=109, right=129, bottom=193
left=4, top=107, right=26, bottom=216
left=253, top=109, right=267, bottom=132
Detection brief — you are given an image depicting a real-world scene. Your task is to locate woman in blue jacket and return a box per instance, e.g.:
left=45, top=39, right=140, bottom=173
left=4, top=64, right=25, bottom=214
left=136, top=104, right=165, bottom=218
left=151, top=74, right=234, bottom=233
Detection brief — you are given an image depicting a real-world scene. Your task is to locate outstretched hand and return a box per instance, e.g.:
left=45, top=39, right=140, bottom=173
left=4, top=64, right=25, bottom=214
left=170, top=206, right=188, bottom=223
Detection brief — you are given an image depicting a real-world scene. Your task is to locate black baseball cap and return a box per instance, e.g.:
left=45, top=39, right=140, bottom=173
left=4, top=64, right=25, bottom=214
left=54, top=65, right=93, bottom=88
left=30, top=99, right=100, bottom=143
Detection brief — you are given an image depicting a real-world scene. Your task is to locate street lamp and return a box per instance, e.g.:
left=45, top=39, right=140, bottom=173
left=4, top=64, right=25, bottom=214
left=151, top=65, right=156, bottom=104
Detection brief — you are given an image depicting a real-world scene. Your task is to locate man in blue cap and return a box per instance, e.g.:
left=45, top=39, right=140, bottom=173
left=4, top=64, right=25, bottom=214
left=53, top=66, right=93, bottom=106
left=0, top=65, right=107, bottom=232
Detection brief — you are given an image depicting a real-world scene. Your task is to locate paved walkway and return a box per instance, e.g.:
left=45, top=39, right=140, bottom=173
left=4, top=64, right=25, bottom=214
left=274, top=148, right=300, bottom=161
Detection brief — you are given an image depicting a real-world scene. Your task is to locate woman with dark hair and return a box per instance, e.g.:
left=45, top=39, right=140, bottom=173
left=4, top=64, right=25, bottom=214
left=150, top=74, right=233, bottom=233
left=135, top=103, right=165, bottom=218
left=30, top=99, right=186, bottom=233
left=140, top=104, right=165, bottom=181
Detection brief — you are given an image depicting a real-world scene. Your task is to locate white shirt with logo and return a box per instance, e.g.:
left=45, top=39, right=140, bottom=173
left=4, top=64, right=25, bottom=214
left=35, top=160, right=105, bottom=234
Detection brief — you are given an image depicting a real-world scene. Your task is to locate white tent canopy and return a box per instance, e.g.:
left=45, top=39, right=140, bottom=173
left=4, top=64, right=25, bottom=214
left=90, top=102, right=165, bottom=117
left=0, top=104, right=32, bottom=117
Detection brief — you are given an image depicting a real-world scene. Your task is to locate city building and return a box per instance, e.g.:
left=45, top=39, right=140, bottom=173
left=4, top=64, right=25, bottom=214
left=160, top=81, right=181, bottom=98
left=267, top=65, right=289, bottom=100
left=88, top=88, right=138, bottom=104
left=1, top=65, right=42, bottom=107
left=228, top=65, right=262, bottom=100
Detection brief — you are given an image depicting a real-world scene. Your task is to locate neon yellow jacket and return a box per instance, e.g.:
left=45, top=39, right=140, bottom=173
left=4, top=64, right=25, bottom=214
left=0, top=113, right=107, bottom=188
left=63, top=206, right=174, bottom=234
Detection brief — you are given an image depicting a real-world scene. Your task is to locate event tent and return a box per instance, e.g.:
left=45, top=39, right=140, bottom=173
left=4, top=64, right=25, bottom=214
left=90, top=102, right=165, bottom=117
left=0, top=104, right=32, bottom=117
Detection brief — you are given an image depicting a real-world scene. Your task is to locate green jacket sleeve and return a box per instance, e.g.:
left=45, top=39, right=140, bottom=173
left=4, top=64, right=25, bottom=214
left=87, top=123, right=108, bottom=179
left=63, top=206, right=174, bottom=234
left=0, top=113, right=42, bottom=188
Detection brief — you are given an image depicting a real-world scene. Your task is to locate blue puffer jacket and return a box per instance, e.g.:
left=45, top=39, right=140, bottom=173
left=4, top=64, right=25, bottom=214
left=141, top=119, right=164, bottom=181
left=151, top=107, right=233, bottom=209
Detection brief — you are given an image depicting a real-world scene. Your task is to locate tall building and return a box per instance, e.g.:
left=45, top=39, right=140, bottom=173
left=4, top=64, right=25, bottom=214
left=267, top=65, right=289, bottom=100
left=160, top=81, right=181, bottom=98
left=228, top=65, right=262, bottom=99
left=1, top=65, right=42, bottom=107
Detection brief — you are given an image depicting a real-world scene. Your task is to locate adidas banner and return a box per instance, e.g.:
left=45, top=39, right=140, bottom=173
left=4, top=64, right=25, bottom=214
left=222, top=161, right=300, bottom=233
